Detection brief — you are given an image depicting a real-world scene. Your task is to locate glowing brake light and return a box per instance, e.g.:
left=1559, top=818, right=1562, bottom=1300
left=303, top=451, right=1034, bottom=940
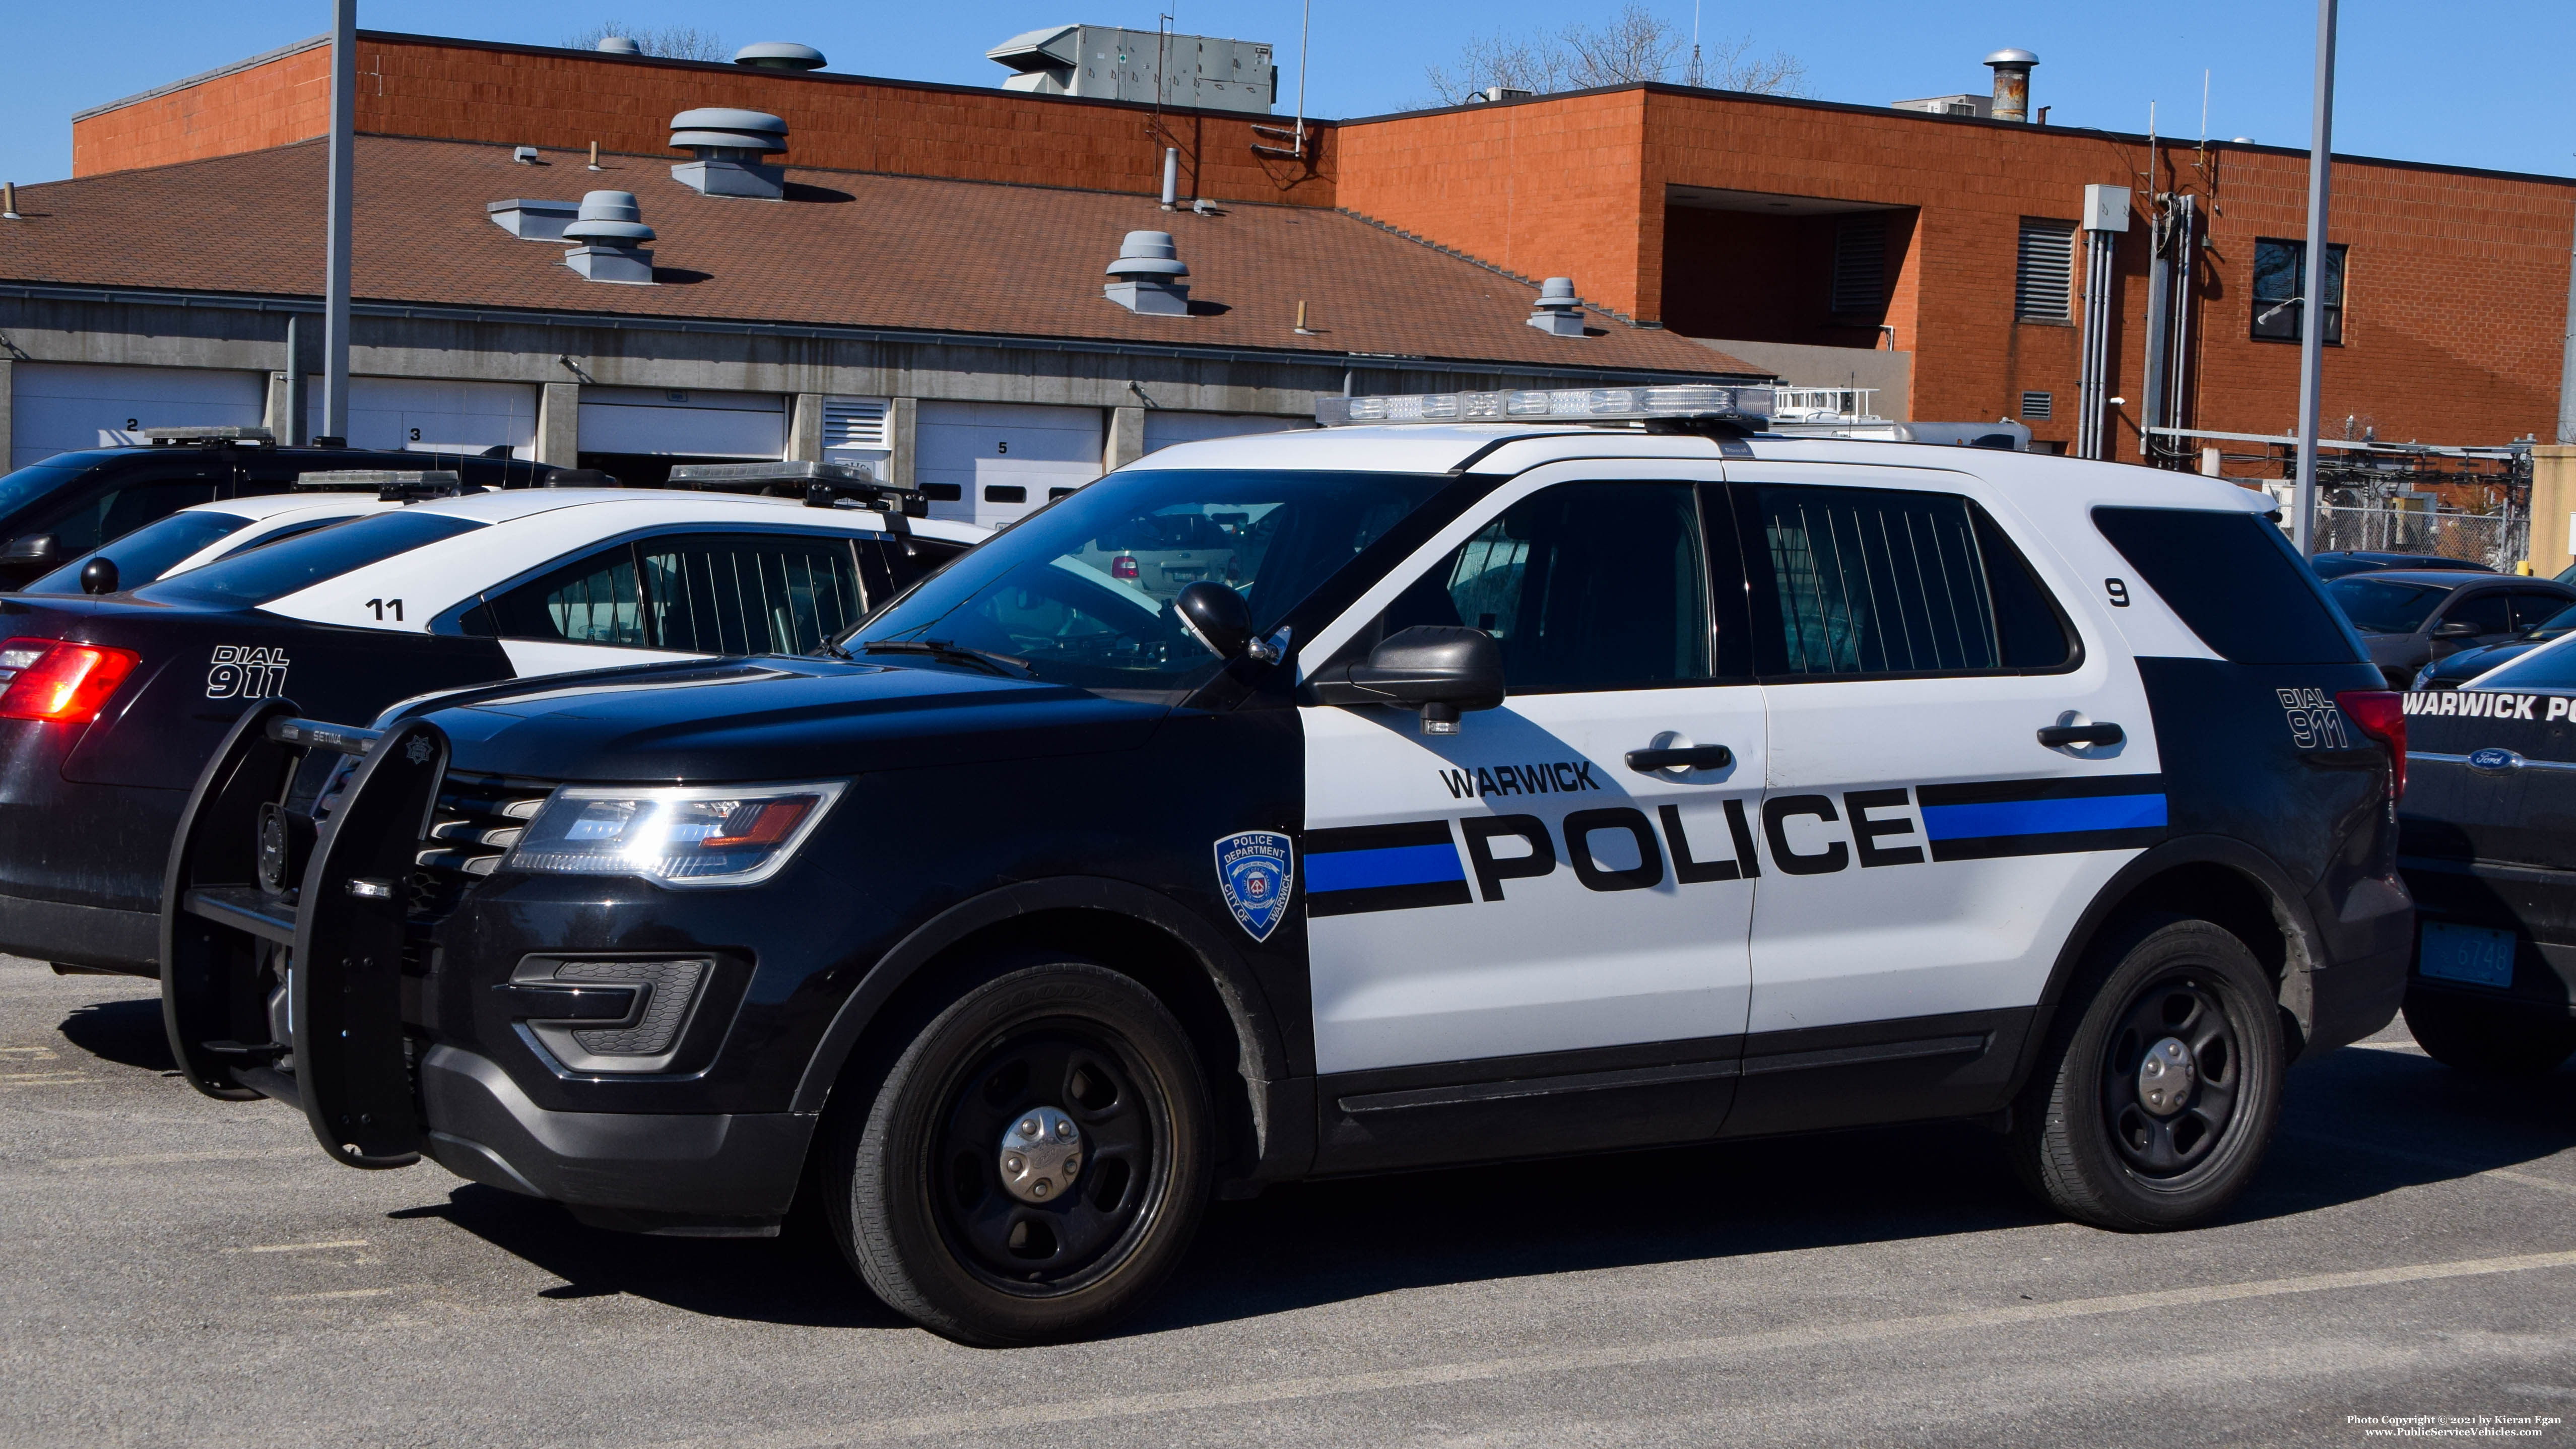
left=0, top=638, right=142, bottom=723
left=1111, top=555, right=1140, bottom=580
left=2336, top=689, right=2406, bottom=801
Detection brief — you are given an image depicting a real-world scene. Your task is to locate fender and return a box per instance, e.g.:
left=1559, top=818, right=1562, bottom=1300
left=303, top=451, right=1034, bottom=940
left=2005, top=833, right=2325, bottom=1100
left=788, top=875, right=1305, bottom=1172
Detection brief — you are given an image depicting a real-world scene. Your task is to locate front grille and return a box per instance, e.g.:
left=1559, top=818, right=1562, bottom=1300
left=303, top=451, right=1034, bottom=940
left=411, top=772, right=555, bottom=915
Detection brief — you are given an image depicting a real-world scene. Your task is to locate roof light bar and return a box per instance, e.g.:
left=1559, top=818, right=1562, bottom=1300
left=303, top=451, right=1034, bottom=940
left=295, top=469, right=471, bottom=502
left=666, top=459, right=929, bottom=541
left=144, top=425, right=275, bottom=446
left=1316, top=384, right=1774, bottom=428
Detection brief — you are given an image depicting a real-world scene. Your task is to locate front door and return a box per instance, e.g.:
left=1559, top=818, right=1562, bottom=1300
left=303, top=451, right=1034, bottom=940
left=1300, top=471, right=1766, bottom=1100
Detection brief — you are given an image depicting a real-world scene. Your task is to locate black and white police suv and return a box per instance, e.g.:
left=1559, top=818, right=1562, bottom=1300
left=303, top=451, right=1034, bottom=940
left=4, top=466, right=975, bottom=976
left=162, top=386, right=2411, bottom=1345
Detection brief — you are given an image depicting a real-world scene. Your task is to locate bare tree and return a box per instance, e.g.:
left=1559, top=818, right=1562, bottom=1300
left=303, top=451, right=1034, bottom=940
left=1423, top=5, right=1806, bottom=106
left=563, top=21, right=729, bottom=61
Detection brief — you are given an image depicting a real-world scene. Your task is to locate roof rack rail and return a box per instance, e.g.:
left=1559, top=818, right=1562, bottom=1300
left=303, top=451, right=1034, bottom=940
left=294, top=469, right=475, bottom=502
left=667, top=459, right=929, bottom=553
left=145, top=425, right=275, bottom=447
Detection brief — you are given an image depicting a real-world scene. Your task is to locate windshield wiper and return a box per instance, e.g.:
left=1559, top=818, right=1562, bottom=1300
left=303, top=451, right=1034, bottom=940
left=860, top=638, right=1035, bottom=677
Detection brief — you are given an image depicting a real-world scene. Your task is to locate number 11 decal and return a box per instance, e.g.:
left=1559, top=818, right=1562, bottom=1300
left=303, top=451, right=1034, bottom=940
left=367, top=599, right=405, bottom=622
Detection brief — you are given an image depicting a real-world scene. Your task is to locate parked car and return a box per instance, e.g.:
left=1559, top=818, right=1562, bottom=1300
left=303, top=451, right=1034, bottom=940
left=2322, top=570, right=2575, bottom=688
left=2392, top=641, right=2576, bottom=1076
left=0, top=430, right=550, bottom=589
left=15, top=491, right=402, bottom=595
left=2409, top=601, right=2576, bottom=691
left=162, top=386, right=2408, bottom=1345
left=0, top=474, right=978, bottom=976
left=2308, top=551, right=2497, bottom=580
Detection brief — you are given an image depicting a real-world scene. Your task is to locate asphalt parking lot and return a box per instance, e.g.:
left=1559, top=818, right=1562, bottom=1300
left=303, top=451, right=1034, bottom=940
left=1, top=955, right=2567, bottom=1448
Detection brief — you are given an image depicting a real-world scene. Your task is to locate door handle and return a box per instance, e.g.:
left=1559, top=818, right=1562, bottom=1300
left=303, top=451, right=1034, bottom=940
left=2036, top=722, right=2124, bottom=748
left=1625, top=744, right=1734, bottom=772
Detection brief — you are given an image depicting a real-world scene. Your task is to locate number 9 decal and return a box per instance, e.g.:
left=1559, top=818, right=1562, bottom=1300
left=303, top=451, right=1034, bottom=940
left=2105, top=578, right=2131, bottom=608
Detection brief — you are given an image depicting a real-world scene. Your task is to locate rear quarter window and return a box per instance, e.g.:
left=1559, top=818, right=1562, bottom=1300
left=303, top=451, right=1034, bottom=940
left=2091, top=506, right=2363, bottom=665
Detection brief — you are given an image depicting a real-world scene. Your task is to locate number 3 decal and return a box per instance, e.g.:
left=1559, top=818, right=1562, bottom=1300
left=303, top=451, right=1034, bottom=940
left=2105, top=578, right=2131, bottom=608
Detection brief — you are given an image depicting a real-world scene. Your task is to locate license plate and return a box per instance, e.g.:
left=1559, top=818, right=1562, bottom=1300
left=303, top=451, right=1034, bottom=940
left=2419, top=920, right=2517, bottom=987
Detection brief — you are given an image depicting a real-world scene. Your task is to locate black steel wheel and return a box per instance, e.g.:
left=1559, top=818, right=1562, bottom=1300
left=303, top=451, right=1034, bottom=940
left=2403, top=991, right=2576, bottom=1079
left=832, top=958, right=1211, bottom=1345
left=2011, top=915, right=2284, bottom=1231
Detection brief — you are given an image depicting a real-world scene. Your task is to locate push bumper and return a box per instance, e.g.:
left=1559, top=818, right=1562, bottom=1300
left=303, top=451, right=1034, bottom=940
left=419, top=1046, right=813, bottom=1226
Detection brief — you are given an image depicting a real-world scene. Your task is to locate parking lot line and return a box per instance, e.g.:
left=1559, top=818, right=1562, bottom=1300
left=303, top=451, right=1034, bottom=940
left=270, top=1287, right=401, bottom=1302
left=0, top=1072, right=90, bottom=1087
left=48, top=1148, right=310, bottom=1169
left=227, top=1240, right=370, bottom=1255
left=667, top=1248, right=2576, bottom=1447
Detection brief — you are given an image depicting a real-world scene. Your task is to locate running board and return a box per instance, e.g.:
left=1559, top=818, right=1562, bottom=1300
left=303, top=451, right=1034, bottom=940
left=1336, top=1032, right=1989, bottom=1114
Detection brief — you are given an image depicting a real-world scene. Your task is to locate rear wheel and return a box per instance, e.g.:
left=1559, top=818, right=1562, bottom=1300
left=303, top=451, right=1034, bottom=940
left=2011, top=917, right=2285, bottom=1231
left=2403, top=991, right=2576, bottom=1079
left=832, top=958, right=1211, bottom=1345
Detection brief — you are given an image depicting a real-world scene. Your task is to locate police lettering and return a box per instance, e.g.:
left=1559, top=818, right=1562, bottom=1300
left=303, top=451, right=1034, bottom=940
left=207, top=645, right=290, bottom=699
left=1437, top=760, right=1601, bottom=800
left=1450, top=791, right=1920, bottom=899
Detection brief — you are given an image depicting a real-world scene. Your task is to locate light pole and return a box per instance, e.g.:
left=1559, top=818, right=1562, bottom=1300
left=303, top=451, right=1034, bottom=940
left=2292, top=0, right=2338, bottom=554
left=321, top=0, right=355, bottom=444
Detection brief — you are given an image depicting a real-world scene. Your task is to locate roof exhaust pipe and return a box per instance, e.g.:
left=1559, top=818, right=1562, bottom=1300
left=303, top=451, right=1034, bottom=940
left=1985, top=48, right=2037, bottom=123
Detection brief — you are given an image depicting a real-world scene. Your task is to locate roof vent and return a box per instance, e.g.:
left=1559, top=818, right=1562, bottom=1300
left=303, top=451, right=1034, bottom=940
left=1527, top=277, right=1587, bottom=337
left=513, top=146, right=541, bottom=164
left=487, top=197, right=579, bottom=240
left=735, top=41, right=827, bottom=71
left=561, top=190, right=657, bottom=285
left=668, top=108, right=788, bottom=199
left=1984, top=48, right=2037, bottom=123
left=596, top=36, right=642, bottom=54
left=1104, top=231, right=1191, bottom=315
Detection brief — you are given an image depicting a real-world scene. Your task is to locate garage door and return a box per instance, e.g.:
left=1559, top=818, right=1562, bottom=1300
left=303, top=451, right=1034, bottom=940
left=300, top=377, right=539, bottom=457
left=1141, top=411, right=1309, bottom=454
left=10, top=363, right=266, bottom=471
left=577, top=387, right=785, bottom=458
left=916, top=401, right=1104, bottom=529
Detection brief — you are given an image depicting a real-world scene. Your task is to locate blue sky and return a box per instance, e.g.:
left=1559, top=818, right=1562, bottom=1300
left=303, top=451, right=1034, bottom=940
left=3, top=1, right=2569, bottom=186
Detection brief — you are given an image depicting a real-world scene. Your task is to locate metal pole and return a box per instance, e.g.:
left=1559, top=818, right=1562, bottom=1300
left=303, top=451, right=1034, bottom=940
left=321, top=0, right=355, bottom=444
left=2557, top=214, right=2576, bottom=443
left=284, top=313, right=308, bottom=445
left=2292, top=0, right=2338, bottom=554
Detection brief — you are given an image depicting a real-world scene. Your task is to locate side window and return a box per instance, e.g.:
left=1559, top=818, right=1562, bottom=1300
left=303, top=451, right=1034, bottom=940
left=640, top=535, right=866, bottom=656
left=2440, top=590, right=2512, bottom=637
left=2506, top=590, right=2570, bottom=631
left=1378, top=481, right=1725, bottom=693
left=1744, top=484, right=2074, bottom=679
left=485, top=545, right=647, bottom=645
left=41, top=475, right=220, bottom=554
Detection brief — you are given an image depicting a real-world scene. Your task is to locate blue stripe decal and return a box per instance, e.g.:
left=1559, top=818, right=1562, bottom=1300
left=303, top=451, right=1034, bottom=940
left=1306, top=843, right=1466, bottom=893
left=1921, top=793, right=2168, bottom=841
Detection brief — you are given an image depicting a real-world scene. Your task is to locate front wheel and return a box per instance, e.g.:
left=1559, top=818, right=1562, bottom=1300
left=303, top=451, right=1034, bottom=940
left=2403, top=991, right=2576, bottom=1079
left=2011, top=917, right=2286, bottom=1231
left=832, top=959, right=1212, bottom=1345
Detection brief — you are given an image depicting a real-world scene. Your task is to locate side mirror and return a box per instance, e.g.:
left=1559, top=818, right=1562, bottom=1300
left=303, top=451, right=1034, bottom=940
left=1174, top=580, right=1252, bottom=661
left=1323, top=625, right=1506, bottom=735
left=80, top=558, right=119, bottom=596
left=2431, top=619, right=2484, bottom=640
left=3, top=535, right=58, bottom=567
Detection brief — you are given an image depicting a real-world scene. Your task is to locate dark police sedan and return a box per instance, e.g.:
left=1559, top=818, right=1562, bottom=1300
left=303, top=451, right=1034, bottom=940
left=2322, top=570, right=2575, bottom=689
left=2409, top=601, right=2576, bottom=691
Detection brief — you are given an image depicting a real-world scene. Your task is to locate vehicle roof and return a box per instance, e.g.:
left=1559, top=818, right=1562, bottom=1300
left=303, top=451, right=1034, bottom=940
left=2332, top=570, right=2542, bottom=588
left=176, top=493, right=399, bottom=521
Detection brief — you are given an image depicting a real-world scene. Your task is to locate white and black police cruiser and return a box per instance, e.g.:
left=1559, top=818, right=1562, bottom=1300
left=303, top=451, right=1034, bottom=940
left=4, top=465, right=975, bottom=976
left=161, top=385, right=2411, bottom=1345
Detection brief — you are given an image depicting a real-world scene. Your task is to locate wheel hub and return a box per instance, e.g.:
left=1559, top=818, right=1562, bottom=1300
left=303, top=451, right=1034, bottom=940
left=2136, top=1036, right=2196, bottom=1115
left=998, top=1105, right=1083, bottom=1204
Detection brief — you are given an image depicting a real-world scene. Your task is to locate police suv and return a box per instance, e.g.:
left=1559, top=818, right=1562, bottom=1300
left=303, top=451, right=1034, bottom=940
left=162, top=386, right=2411, bottom=1345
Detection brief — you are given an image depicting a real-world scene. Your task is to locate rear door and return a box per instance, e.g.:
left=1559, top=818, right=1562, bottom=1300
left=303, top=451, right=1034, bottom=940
left=476, top=532, right=868, bottom=675
left=1723, top=464, right=2146, bottom=1134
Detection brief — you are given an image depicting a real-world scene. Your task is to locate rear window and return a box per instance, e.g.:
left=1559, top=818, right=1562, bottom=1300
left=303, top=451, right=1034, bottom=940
left=139, top=511, right=482, bottom=606
left=2091, top=506, right=2363, bottom=665
left=23, top=509, right=252, bottom=593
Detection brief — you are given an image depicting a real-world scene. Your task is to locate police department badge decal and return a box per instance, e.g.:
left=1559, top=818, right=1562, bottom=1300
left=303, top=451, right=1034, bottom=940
left=1214, top=831, right=1293, bottom=942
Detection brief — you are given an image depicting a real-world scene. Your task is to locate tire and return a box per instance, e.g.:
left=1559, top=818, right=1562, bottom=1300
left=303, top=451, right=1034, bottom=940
left=830, top=958, right=1212, bottom=1346
left=2403, top=991, right=2576, bottom=1079
left=2011, top=916, right=2286, bottom=1231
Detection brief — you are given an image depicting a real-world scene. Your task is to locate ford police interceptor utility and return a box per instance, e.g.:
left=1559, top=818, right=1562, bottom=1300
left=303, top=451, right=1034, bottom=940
left=161, top=385, right=2411, bottom=1345
left=5, top=467, right=975, bottom=976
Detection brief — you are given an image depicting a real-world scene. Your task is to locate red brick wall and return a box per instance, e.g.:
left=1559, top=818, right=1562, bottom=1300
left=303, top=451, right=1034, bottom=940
left=74, top=34, right=1336, bottom=207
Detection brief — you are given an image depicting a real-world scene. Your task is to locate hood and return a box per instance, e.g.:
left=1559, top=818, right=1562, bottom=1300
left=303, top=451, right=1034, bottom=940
left=2425, top=637, right=2543, bottom=686
left=419, top=655, right=1171, bottom=781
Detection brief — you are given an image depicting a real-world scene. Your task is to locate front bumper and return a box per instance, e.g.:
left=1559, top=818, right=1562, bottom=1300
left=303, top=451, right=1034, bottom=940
left=419, top=1046, right=813, bottom=1224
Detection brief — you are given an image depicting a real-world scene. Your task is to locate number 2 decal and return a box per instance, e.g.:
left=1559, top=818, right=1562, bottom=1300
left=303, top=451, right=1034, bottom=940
left=366, top=598, right=405, bottom=622
left=2104, top=578, right=2130, bottom=608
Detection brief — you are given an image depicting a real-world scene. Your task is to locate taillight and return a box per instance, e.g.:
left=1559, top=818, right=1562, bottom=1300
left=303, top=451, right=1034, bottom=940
left=0, top=638, right=142, bottom=723
left=1111, top=555, right=1140, bottom=580
left=2337, top=689, right=2406, bottom=801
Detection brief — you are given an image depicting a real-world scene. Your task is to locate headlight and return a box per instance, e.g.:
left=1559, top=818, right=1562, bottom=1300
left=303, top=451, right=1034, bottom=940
left=506, top=781, right=845, bottom=887
left=2410, top=664, right=2436, bottom=691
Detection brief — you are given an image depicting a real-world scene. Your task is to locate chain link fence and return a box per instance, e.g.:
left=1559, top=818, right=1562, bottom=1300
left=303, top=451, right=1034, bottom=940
left=2313, top=501, right=2528, bottom=572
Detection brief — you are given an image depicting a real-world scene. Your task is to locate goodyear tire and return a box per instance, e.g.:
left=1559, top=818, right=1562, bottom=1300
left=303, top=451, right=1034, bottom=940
left=2011, top=916, right=2285, bottom=1231
left=2402, top=991, right=2576, bottom=1079
left=832, top=958, right=1211, bottom=1345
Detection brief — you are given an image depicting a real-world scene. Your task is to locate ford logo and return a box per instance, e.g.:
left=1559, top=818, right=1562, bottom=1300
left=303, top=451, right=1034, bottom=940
left=2467, top=747, right=2525, bottom=774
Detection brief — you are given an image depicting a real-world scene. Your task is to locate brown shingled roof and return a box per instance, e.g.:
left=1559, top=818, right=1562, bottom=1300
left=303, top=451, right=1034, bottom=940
left=0, top=136, right=1762, bottom=377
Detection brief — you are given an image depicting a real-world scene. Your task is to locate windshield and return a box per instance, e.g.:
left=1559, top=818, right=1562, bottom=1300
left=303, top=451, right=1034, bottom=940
left=2526, top=604, right=2576, bottom=640
left=138, top=511, right=482, bottom=607
left=846, top=469, right=1448, bottom=695
left=2325, top=577, right=2446, bottom=634
left=2468, top=633, right=2576, bottom=693
left=0, top=457, right=103, bottom=528
left=22, top=509, right=252, bottom=593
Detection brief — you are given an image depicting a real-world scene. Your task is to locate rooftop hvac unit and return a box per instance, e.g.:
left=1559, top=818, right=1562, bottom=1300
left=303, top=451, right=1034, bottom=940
left=986, top=25, right=1277, bottom=115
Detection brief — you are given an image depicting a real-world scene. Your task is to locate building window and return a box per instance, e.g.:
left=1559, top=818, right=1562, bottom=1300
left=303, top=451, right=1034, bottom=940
left=2252, top=239, right=2346, bottom=344
left=2015, top=219, right=2076, bottom=322
left=2020, top=391, right=2053, bottom=420
left=1831, top=216, right=1887, bottom=315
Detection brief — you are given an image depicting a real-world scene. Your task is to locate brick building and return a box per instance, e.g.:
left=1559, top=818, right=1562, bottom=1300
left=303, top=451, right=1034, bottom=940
left=5, top=28, right=2570, bottom=501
